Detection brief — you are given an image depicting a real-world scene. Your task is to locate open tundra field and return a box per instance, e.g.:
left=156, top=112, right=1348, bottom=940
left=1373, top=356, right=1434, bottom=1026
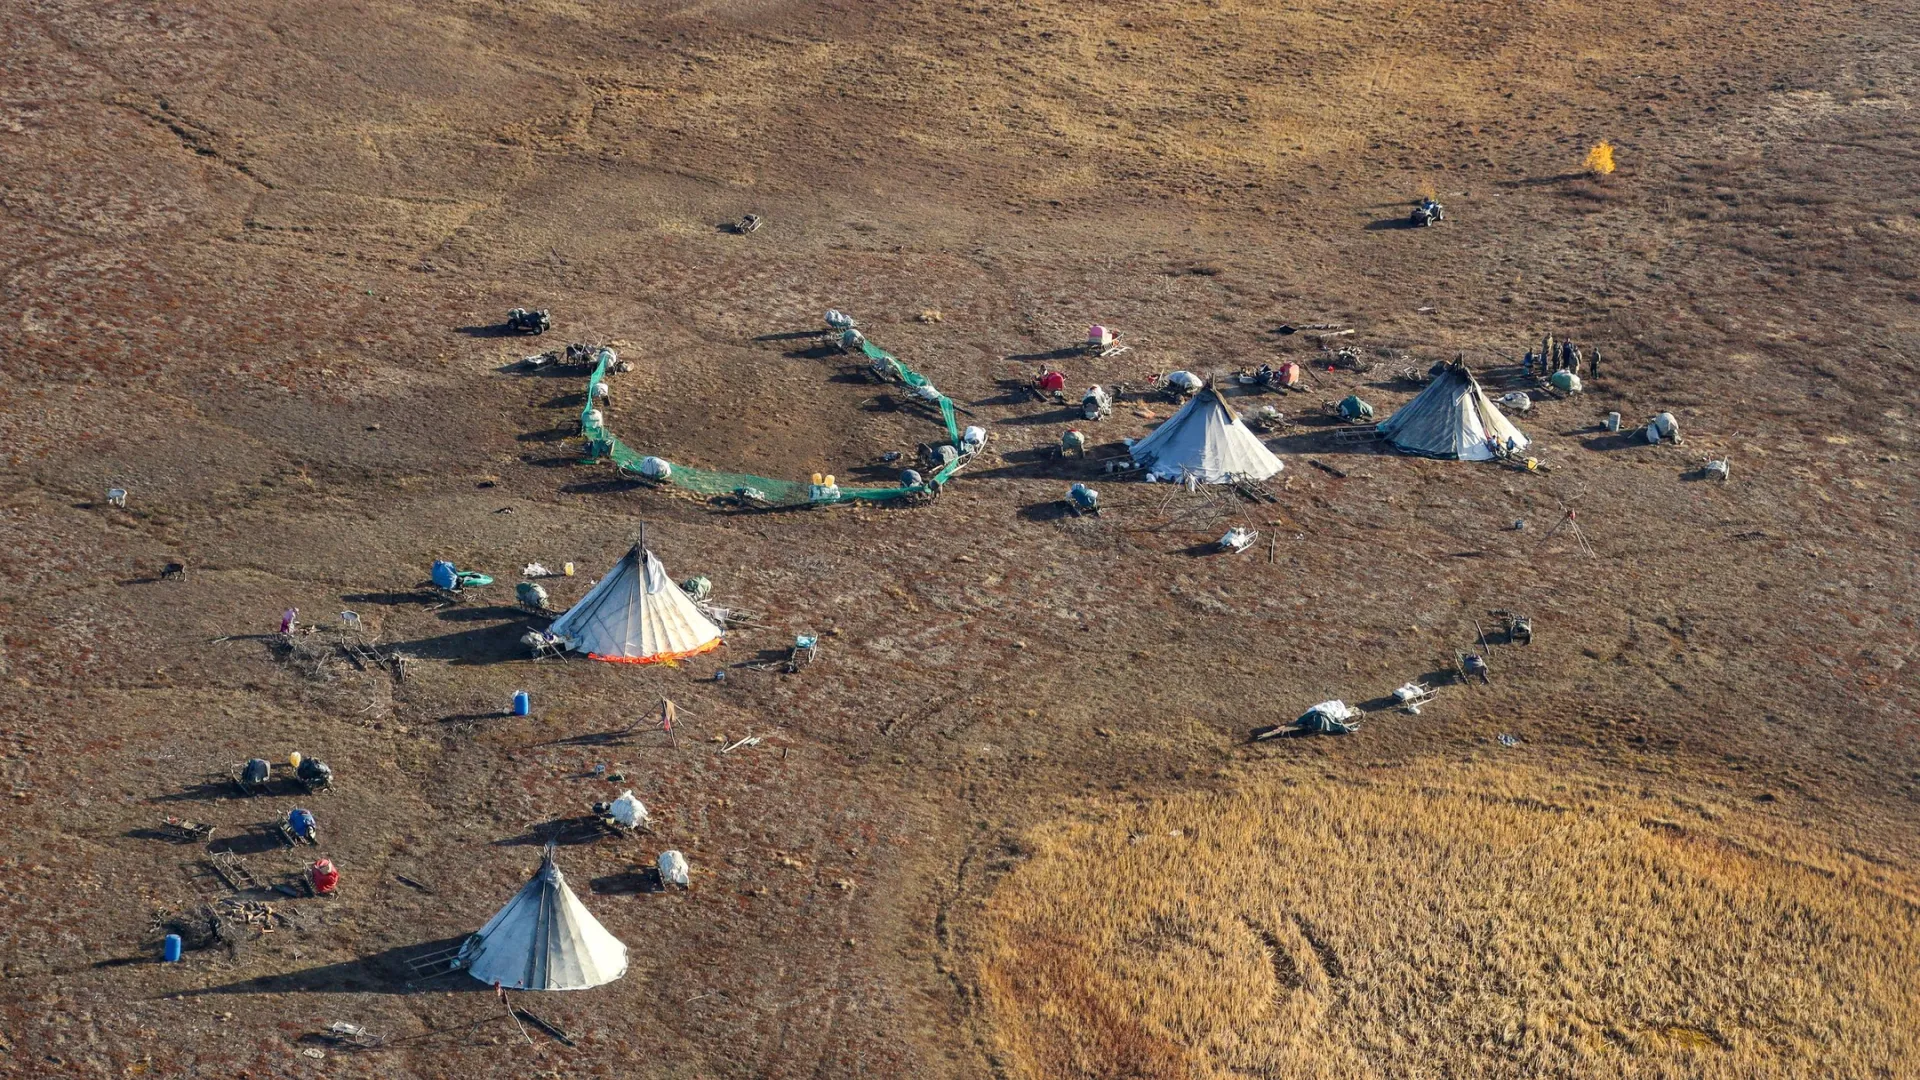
left=2, top=0, right=1917, bottom=1077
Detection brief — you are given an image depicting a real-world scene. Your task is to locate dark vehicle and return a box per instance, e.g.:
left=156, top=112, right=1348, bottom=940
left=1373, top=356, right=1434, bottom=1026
left=505, top=307, right=551, bottom=335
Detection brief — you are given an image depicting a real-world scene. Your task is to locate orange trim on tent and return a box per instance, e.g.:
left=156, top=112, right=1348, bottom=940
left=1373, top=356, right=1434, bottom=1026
left=587, top=638, right=723, bottom=666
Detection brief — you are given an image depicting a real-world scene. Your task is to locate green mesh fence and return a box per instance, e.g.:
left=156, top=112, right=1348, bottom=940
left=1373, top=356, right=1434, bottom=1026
left=579, top=340, right=966, bottom=507
left=859, top=339, right=961, bottom=446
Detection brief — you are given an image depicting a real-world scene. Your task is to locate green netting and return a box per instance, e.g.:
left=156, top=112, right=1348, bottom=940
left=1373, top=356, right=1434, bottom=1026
left=859, top=339, right=960, bottom=445
left=580, top=341, right=965, bottom=507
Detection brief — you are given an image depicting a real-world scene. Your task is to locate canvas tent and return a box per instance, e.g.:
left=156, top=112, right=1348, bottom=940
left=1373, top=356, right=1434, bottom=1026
left=462, top=846, right=627, bottom=991
left=1378, top=364, right=1529, bottom=461
left=1129, top=388, right=1284, bottom=483
left=547, top=543, right=723, bottom=664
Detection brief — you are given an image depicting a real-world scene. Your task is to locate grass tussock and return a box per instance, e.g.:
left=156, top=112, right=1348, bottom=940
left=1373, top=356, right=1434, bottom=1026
left=973, top=769, right=1920, bottom=1080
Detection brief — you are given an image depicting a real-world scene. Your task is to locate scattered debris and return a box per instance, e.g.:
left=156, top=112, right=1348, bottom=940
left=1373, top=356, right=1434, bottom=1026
left=721, top=733, right=765, bottom=754
left=1255, top=700, right=1362, bottom=739
left=1392, top=682, right=1434, bottom=713
left=1490, top=610, right=1533, bottom=645
left=159, top=816, right=216, bottom=843
left=1540, top=507, right=1596, bottom=558
left=206, top=850, right=260, bottom=893
left=783, top=635, right=818, bottom=673
left=324, top=1021, right=382, bottom=1048
left=1218, top=527, right=1258, bottom=554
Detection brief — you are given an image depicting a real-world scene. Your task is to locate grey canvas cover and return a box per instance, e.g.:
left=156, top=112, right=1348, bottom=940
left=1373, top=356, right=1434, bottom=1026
left=1378, top=365, right=1528, bottom=461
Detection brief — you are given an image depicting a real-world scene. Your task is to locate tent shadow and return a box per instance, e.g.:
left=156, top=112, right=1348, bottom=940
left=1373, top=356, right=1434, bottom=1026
left=180, top=937, right=482, bottom=997
left=388, top=623, right=530, bottom=665
left=516, top=427, right=576, bottom=444
left=494, top=816, right=606, bottom=848
left=1178, top=541, right=1224, bottom=557
left=436, top=605, right=527, bottom=623
left=1364, top=216, right=1418, bottom=231
left=969, top=453, right=1081, bottom=483
left=752, top=329, right=828, bottom=342
left=542, top=393, right=586, bottom=409
left=341, top=590, right=436, bottom=607
left=455, top=324, right=514, bottom=338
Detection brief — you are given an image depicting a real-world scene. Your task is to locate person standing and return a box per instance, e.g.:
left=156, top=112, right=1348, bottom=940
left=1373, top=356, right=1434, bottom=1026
left=1589, top=348, right=1601, bottom=378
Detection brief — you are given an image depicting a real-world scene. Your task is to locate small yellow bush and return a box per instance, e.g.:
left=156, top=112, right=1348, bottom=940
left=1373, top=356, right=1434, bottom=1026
left=1585, top=140, right=1617, bottom=176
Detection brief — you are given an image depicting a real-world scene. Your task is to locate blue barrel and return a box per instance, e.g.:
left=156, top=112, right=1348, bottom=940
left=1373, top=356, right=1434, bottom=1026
left=163, top=934, right=182, bottom=962
left=511, top=690, right=531, bottom=716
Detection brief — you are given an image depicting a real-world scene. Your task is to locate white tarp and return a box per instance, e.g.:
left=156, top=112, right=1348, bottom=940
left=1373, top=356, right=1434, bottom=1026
left=1305, top=699, right=1357, bottom=722
left=547, top=545, right=723, bottom=664
left=464, top=848, right=627, bottom=991
left=658, top=850, right=690, bottom=888
left=1129, top=389, right=1284, bottom=483
left=608, top=790, right=647, bottom=829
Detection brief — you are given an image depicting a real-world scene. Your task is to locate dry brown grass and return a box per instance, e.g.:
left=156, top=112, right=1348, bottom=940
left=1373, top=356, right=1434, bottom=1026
left=974, top=768, right=1920, bottom=1079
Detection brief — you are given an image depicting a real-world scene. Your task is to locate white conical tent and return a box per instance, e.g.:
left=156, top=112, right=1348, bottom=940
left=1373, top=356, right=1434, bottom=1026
left=547, top=544, right=723, bottom=664
left=1129, top=388, right=1284, bottom=483
left=464, top=847, right=627, bottom=991
left=1378, top=365, right=1529, bottom=461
